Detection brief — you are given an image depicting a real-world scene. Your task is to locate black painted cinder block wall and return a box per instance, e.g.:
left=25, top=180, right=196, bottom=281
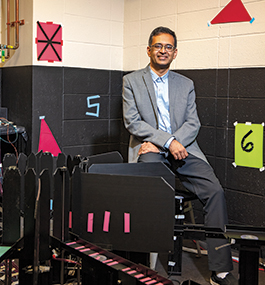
left=177, top=68, right=265, bottom=227
left=1, top=65, right=265, bottom=226
left=1, top=66, right=33, bottom=154
left=1, top=66, right=128, bottom=160
left=61, top=67, right=125, bottom=158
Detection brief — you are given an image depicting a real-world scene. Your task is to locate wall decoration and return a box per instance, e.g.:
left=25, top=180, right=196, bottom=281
left=86, top=212, right=130, bottom=233
left=86, top=95, right=100, bottom=117
left=38, top=116, right=61, bottom=156
left=36, top=21, right=63, bottom=62
left=209, top=0, right=254, bottom=25
left=233, top=122, right=264, bottom=170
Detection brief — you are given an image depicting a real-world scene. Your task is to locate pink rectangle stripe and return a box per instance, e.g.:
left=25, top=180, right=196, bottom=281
left=122, top=267, right=131, bottom=272
left=103, top=211, right=111, bottom=232
left=89, top=252, right=99, bottom=257
left=66, top=241, right=76, bottom=246
left=87, top=213, right=94, bottom=232
left=135, top=274, right=145, bottom=279
left=69, top=211, right=72, bottom=228
left=80, top=248, right=91, bottom=252
left=124, top=213, right=130, bottom=233
left=107, top=261, right=119, bottom=266
left=127, top=270, right=137, bottom=275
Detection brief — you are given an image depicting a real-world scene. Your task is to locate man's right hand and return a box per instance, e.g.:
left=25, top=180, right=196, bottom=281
left=138, top=142, right=160, bottom=156
left=169, top=139, right=188, bottom=160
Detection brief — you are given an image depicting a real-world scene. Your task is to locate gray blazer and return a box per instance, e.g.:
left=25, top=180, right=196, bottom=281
left=122, top=65, right=207, bottom=163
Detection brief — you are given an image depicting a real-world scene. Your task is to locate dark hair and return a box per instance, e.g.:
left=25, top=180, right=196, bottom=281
left=148, top=26, right=177, bottom=48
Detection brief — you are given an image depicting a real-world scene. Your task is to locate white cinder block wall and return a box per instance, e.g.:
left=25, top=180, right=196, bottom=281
left=32, top=0, right=124, bottom=70
left=1, top=0, right=265, bottom=70
left=1, top=0, right=124, bottom=70
left=123, top=0, right=265, bottom=70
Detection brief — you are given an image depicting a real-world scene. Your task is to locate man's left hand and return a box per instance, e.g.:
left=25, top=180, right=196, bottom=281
left=168, top=139, right=188, bottom=160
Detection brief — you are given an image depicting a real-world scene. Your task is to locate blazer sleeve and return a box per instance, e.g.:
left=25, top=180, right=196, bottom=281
left=122, top=74, right=172, bottom=148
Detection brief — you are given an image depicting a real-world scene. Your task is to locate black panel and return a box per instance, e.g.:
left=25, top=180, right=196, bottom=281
left=229, top=68, right=265, bottom=98
left=120, top=122, right=130, bottom=144
left=197, top=126, right=215, bottom=156
left=32, top=66, right=63, bottom=152
left=196, top=97, right=216, bottom=126
left=62, top=120, right=109, bottom=146
left=78, top=172, right=174, bottom=253
left=215, top=128, right=227, bottom=158
left=64, top=67, right=110, bottom=94
left=228, top=98, right=265, bottom=128
left=110, top=70, right=123, bottom=95
left=216, top=69, right=229, bottom=98
left=64, top=94, right=109, bottom=120
left=226, top=159, right=265, bottom=196
left=216, top=98, right=228, bottom=127
left=61, top=67, right=122, bottom=159
left=110, top=119, right=122, bottom=143
left=215, top=128, right=234, bottom=159
left=226, top=189, right=265, bottom=226
left=226, top=129, right=235, bottom=159
left=88, top=162, right=175, bottom=188
left=107, top=143, right=123, bottom=154
left=2, top=66, right=33, bottom=151
left=110, top=95, right=122, bottom=119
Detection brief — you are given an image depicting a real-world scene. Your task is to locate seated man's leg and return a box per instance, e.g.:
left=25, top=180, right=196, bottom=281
left=172, top=154, right=233, bottom=273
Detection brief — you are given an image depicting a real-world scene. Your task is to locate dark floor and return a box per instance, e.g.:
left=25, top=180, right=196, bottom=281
left=155, top=240, right=265, bottom=285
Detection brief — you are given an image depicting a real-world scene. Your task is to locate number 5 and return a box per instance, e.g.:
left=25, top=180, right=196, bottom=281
left=86, top=95, right=100, bottom=117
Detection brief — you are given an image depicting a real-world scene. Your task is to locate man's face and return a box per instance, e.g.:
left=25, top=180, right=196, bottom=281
left=147, top=33, right=178, bottom=71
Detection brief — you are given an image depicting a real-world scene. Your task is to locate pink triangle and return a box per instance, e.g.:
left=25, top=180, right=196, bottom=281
left=38, top=119, right=61, bottom=156
left=211, top=0, right=252, bottom=25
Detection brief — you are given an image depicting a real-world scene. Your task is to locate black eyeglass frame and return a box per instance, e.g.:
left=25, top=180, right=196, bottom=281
left=149, top=43, right=176, bottom=52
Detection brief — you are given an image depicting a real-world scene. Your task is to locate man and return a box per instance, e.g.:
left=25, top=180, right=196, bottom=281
left=122, top=26, right=236, bottom=285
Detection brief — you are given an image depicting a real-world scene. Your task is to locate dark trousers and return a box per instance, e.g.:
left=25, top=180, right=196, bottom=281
left=138, top=152, right=233, bottom=272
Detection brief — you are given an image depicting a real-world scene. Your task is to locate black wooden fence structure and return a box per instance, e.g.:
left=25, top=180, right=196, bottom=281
left=0, top=150, right=177, bottom=285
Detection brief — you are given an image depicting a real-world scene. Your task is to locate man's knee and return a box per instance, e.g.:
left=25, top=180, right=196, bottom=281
left=138, top=152, right=168, bottom=164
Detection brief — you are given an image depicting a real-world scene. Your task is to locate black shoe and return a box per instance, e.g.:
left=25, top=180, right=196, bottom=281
left=210, top=272, right=237, bottom=285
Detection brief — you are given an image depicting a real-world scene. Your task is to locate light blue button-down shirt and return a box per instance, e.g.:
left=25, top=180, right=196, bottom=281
left=150, top=69, right=174, bottom=149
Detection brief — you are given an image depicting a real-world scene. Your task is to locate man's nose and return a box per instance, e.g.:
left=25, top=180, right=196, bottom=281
left=160, top=46, right=167, bottom=53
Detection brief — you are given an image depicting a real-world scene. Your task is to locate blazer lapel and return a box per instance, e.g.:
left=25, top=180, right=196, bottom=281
left=168, top=71, right=179, bottom=132
left=142, top=66, right=158, bottom=123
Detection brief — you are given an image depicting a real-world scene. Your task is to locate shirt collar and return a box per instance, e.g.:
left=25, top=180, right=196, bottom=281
left=150, top=68, right=169, bottom=83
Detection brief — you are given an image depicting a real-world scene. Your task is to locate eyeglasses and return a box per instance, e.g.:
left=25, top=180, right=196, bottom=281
left=150, top=43, right=175, bottom=52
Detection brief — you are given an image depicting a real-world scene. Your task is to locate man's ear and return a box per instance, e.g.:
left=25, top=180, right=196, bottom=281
left=147, top=46, right=151, bottom=57
left=173, top=48, right=178, bottom=59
